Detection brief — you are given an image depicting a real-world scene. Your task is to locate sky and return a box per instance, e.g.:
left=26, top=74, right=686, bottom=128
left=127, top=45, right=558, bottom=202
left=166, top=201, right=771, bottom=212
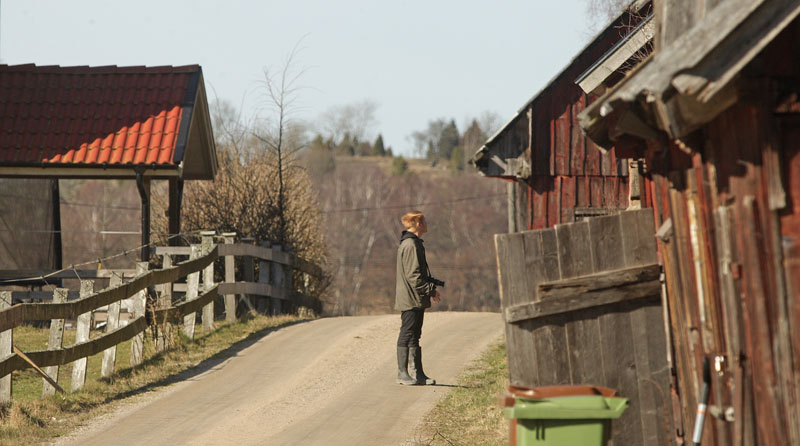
left=1, top=0, right=600, bottom=157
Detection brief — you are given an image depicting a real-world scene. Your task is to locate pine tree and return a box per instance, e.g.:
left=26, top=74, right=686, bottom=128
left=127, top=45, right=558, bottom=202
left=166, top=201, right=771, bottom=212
left=372, top=134, right=386, bottom=156
left=437, top=120, right=460, bottom=161
left=449, top=145, right=464, bottom=171
left=461, top=120, right=487, bottom=167
left=336, top=133, right=355, bottom=156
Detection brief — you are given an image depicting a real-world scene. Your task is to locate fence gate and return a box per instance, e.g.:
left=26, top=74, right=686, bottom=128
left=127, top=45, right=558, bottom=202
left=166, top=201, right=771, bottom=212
left=495, top=209, right=672, bottom=446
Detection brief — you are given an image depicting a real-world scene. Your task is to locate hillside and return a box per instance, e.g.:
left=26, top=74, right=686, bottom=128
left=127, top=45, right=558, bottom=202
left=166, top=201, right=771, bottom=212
left=313, top=156, right=507, bottom=315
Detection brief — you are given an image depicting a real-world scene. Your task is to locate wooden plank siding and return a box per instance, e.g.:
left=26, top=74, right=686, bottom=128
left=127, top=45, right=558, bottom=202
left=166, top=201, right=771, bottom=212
left=642, top=85, right=800, bottom=444
left=495, top=209, right=670, bottom=446
left=474, top=6, right=656, bottom=230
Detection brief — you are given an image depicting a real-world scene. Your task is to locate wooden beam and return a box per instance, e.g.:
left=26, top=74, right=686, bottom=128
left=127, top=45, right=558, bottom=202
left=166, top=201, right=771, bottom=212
left=0, top=317, right=148, bottom=378
left=0, top=269, right=138, bottom=280
left=0, top=245, right=219, bottom=331
left=101, top=274, right=123, bottom=379
left=154, top=247, right=192, bottom=256
left=0, top=166, right=180, bottom=179
left=183, top=245, right=201, bottom=340
left=168, top=178, right=182, bottom=245
left=130, top=263, right=147, bottom=367
left=578, top=18, right=654, bottom=94
left=70, top=280, right=93, bottom=391
left=223, top=233, right=236, bottom=322
left=0, top=291, right=11, bottom=402
left=201, top=232, right=216, bottom=332
left=505, top=263, right=661, bottom=323
left=14, top=346, right=64, bottom=394
left=43, top=288, right=66, bottom=396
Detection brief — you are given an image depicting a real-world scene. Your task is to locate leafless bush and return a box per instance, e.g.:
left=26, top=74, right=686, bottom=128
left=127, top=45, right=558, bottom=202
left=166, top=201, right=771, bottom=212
left=152, top=148, right=326, bottom=266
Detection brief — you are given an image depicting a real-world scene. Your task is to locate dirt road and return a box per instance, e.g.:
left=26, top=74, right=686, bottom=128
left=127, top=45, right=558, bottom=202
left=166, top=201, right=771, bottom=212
left=57, top=312, right=503, bottom=446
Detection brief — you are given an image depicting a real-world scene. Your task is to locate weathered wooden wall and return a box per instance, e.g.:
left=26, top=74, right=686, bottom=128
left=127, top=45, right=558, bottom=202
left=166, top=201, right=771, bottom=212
left=642, top=21, right=800, bottom=446
left=495, top=209, right=671, bottom=446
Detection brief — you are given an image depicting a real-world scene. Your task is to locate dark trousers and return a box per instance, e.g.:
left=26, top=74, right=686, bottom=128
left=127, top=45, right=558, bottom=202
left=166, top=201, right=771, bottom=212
left=397, top=308, right=425, bottom=347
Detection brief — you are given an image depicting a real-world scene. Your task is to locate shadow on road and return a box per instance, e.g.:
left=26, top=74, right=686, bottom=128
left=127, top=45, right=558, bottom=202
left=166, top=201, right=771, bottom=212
left=427, top=383, right=470, bottom=389
left=99, top=316, right=313, bottom=405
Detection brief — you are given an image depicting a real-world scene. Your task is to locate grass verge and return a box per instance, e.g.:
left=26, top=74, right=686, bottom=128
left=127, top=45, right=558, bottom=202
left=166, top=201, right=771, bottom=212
left=415, top=339, right=510, bottom=446
left=0, top=313, right=311, bottom=445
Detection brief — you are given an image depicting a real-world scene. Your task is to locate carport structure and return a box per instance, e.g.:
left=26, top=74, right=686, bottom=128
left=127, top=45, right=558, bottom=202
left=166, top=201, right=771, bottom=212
left=0, top=64, right=217, bottom=266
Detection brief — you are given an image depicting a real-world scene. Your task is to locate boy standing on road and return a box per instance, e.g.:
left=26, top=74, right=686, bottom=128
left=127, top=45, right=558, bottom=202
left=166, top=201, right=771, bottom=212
left=395, top=211, right=440, bottom=385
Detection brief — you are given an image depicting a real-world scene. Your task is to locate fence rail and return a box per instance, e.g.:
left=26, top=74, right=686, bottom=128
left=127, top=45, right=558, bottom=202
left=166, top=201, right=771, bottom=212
left=0, top=231, right=324, bottom=402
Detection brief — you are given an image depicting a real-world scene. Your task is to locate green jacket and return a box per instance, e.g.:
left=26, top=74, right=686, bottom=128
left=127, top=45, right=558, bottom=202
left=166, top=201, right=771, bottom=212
left=395, top=231, right=435, bottom=311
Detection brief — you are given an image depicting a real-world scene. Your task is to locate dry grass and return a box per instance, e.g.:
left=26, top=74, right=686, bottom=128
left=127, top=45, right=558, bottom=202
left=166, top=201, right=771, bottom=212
left=413, top=340, right=510, bottom=446
left=0, top=313, right=312, bottom=445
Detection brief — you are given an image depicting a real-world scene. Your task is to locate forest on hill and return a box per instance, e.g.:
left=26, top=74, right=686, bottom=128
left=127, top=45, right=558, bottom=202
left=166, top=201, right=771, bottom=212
left=311, top=155, right=506, bottom=315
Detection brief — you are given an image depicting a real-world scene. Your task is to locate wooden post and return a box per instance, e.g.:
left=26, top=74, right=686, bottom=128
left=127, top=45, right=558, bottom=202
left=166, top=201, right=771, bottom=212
left=43, top=288, right=67, bottom=396
left=157, top=253, right=173, bottom=351
left=130, top=262, right=147, bottom=367
left=0, top=291, right=12, bottom=402
left=201, top=231, right=216, bottom=332
left=101, top=274, right=123, bottom=378
left=271, top=244, right=284, bottom=316
left=508, top=181, right=518, bottom=233
left=258, top=241, right=272, bottom=314
left=285, top=248, right=295, bottom=314
left=168, top=178, right=183, bottom=245
left=183, top=245, right=201, bottom=340
left=242, top=238, right=255, bottom=312
left=70, top=280, right=94, bottom=391
left=223, top=233, right=236, bottom=322
left=627, top=159, right=643, bottom=210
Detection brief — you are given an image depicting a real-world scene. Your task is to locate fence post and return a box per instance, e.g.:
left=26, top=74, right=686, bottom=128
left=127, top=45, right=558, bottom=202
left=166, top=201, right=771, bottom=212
left=130, top=262, right=147, bottom=367
left=271, top=245, right=285, bottom=315
left=223, top=232, right=236, bottom=322
left=183, top=245, right=201, bottom=340
left=71, top=280, right=94, bottom=391
left=101, top=274, right=123, bottom=378
left=43, top=288, right=67, bottom=396
left=157, top=253, right=173, bottom=351
left=201, top=231, right=216, bottom=332
left=242, top=237, right=255, bottom=312
left=258, top=241, right=272, bottom=314
left=0, top=291, right=12, bottom=402
left=280, top=248, right=298, bottom=313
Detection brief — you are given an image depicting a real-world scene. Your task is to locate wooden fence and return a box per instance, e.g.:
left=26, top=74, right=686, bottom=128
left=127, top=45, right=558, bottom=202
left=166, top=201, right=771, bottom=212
left=495, top=209, right=672, bottom=446
left=0, top=231, right=323, bottom=401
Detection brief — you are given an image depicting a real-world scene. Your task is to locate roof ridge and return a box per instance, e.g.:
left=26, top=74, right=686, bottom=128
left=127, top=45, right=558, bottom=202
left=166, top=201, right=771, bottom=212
left=0, top=64, right=200, bottom=74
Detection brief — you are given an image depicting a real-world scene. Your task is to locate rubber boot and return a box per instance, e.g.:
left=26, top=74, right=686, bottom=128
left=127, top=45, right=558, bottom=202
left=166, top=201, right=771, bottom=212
left=409, top=346, right=436, bottom=385
left=396, top=347, right=418, bottom=385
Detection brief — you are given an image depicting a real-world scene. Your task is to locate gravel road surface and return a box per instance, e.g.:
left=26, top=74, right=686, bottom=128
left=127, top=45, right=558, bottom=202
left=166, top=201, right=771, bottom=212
left=56, top=312, right=503, bottom=446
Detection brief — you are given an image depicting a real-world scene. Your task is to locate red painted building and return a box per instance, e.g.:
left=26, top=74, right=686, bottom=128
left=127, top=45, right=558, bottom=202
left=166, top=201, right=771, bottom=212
left=582, top=1, right=800, bottom=444
left=472, top=1, right=653, bottom=229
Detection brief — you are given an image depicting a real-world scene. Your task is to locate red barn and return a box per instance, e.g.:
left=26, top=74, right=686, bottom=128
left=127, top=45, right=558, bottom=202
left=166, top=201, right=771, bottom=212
left=472, top=1, right=653, bottom=229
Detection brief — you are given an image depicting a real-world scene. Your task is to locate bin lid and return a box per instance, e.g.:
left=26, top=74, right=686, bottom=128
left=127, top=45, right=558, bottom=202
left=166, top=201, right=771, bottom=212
left=508, top=385, right=617, bottom=399
left=504, top=395, right=629, bottom=420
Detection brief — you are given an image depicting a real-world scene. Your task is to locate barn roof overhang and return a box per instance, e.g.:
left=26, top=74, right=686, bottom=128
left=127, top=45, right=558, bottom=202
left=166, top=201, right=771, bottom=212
left=579, top=0, right=800, bottom=150
left=471, top=0, right=653, bottom=179
left=0, top=64, right=217, bottom=180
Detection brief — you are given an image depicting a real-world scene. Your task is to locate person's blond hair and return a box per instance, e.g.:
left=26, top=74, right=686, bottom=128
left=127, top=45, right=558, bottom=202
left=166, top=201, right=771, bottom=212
left=401, top=211, right=424, bottom=229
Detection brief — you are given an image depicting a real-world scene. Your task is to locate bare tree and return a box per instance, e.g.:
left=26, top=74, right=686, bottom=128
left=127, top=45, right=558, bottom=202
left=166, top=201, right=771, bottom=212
left=254, top=43, right=310, bottom=245
left=582, top=0, right=631, bottom=34
left=318, top=99, right=380, bottom=145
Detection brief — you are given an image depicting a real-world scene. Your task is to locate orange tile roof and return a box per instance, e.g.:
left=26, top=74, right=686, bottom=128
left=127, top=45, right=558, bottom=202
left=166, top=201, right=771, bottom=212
left=0, top=64, right=200, bottom=168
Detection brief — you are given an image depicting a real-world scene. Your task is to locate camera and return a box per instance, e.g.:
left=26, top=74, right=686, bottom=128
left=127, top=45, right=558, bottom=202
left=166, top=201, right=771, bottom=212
left=427, top=276, right=445, bottom=288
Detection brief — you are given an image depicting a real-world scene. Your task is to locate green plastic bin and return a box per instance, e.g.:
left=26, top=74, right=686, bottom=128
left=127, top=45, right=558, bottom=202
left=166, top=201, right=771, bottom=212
left=502, top=386, right=628, bottom=446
